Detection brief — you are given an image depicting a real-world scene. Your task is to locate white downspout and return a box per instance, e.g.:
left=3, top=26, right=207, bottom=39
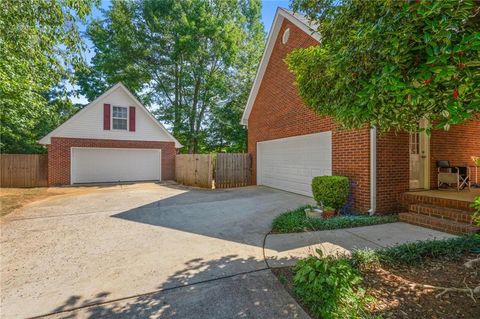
left=369, top=127, right=377, bottom=215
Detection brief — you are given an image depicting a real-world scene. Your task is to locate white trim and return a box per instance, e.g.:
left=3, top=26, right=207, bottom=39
left=369, top=127, right=377, bottom=215
left=39, top=82, right=182, bottom=148
left=70, top=147, right=162, bottom=184
left=240, top=8, right=320, bottom=126
left=256, top=142, right=262, bottom=185
left=420, top=119, right=431, bottom=189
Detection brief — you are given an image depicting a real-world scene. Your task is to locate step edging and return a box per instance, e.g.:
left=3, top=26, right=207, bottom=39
left=408, top=204, right=473, bottom=224
left=399, top=212, right=479, bottom=235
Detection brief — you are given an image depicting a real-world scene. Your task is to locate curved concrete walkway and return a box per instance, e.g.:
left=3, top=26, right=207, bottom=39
left=264, top=222, right=457, bottom=268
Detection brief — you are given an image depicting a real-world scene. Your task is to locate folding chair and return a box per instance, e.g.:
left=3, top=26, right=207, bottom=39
left=437, top=160, right=469, bottom=190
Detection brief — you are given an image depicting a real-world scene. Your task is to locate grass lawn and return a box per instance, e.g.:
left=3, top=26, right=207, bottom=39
left=271, top=206, right=398, bottom=233
left=0, top=187, right=94, bottom=218
left=0, top=188, right=58, bottom=217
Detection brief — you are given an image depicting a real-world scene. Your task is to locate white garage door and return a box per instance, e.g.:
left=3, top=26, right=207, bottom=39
left=71, top=148, right=161, bottom=184
left=257, top=132, right=332, bottom=197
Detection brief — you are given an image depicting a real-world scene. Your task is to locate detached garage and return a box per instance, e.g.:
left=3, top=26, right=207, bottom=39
left=71, top=148, right=162, bottom=184
left=39, top=83, right=181, bottom=185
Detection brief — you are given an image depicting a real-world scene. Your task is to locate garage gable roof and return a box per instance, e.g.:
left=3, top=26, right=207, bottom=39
left=39, top=83, right=182, bottom=148
left=240, top=8, right=320, bottom=126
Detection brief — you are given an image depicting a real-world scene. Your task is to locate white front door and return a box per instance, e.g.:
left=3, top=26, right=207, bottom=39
left=409, top=121, right=430, bottom=190
left=71, top=148, right=161, bottom=184
left=257, top=132, right=332, bottom=197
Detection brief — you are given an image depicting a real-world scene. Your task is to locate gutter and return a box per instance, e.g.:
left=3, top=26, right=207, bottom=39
left=369, top=127, right=377, bottom=215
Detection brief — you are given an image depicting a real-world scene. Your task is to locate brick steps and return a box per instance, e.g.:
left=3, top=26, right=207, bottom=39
left=399, top=212, right=479, bottom=235
left=399, top=192, right=478, bottom=235
left=409, top=204, right=474, bottom=224
left=399, top=192, right=474, bottom=212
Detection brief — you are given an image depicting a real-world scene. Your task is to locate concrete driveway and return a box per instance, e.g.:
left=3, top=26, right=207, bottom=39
left=0, top=183, right=313, bottom=318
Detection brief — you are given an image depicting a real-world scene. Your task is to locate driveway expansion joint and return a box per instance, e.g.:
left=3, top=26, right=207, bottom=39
left=29, top=267, right=270, bottom=319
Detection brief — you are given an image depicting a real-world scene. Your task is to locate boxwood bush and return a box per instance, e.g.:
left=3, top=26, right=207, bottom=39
left=312, top=176, right=349, bottom=209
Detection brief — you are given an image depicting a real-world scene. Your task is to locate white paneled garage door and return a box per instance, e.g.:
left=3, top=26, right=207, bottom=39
left=257, top=132, right=332, bottom=197
left=71, top=148, right=161, bottom=184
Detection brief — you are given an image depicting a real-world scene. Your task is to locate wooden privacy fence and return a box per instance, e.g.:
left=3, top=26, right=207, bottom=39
left=0, top=154, right=48, bottom=187
left=175, top=153, right=251, bottom=189
left=215, top=153, right=251, bottom=188
left=175, top=154, right=214, bottom=188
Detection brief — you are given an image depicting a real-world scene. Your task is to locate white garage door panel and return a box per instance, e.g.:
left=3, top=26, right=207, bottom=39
left=257, top=132, right=332, bottom=197
left=72, top=148, right=161, bottom=184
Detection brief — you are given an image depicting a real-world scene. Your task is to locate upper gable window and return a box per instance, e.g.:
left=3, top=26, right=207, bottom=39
left=112, top=106, right=128, bottom=130
left=282, top=28, right=290, bottom=44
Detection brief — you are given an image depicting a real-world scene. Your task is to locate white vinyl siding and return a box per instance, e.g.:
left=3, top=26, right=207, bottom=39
left=71, top=148, right=161, bottom=184
left=257, top=132, right=332, bottom=197
left=44, top=86, right=173, bottom=142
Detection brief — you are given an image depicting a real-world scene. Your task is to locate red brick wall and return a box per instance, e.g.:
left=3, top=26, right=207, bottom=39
left=48, top=137, right=176, bottom=185
left=376, top=131, right=410, bottom=213
left=430, top=118, right=480, bottom=187
left=247, top=20, right=371, bottom=211
left=332, top=128, right=371, bottom=212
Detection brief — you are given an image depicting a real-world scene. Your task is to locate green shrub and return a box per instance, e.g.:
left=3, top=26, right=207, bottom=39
left=352, top=235, right=480, bottom=266
left=311, top=176, right=349, bottom=209
left=294, top=251, right=371, bottom=319
left=472, top=196, right=480, bottom=226
left=271, top=206, right=398, bottom=233
left=350, top=249, right=380, bottom=268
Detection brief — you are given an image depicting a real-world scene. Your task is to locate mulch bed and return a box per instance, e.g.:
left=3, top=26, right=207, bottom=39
left=272, top=254, right=480, bottom=319
left=363, top=254, right=479, bottom=319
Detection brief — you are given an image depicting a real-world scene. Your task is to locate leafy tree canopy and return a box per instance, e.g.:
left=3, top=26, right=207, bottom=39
left=78, top=0, right=265, bottom=153
left=287, top=0, right=480, bottom=132
left=0, top=0, right=97, bottom=153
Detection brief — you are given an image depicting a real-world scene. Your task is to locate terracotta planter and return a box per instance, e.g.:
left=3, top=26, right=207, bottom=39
left=322, top=209, right=335, bottom=218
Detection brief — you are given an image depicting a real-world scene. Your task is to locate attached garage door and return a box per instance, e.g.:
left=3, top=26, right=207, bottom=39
left=71, top=148, right=161, bottom=184
left=257, top=132, right=332, bottom=197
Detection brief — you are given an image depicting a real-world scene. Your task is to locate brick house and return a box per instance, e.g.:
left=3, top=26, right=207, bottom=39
left=39, top=83, right=181, bottom=185
left=242, top=8, right=480, bottom=214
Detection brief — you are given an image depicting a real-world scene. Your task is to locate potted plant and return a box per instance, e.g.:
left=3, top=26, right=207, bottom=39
left=304, top=202, right=336, bottom=219
left=305, top=205, right=323, bottom=219
left=311, top=175, right=349, bottom=216
left=322, top=206, right=335, bottom=218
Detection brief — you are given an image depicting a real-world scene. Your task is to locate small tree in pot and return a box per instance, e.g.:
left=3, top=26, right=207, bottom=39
left=311, top=176, right=349, bottom=217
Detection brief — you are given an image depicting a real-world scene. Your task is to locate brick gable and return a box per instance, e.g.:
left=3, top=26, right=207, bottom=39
left=247, top=19, right=371, bottom=211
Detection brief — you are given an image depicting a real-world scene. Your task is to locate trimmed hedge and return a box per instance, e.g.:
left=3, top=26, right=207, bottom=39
left=311, top=176, right=349, bottom=209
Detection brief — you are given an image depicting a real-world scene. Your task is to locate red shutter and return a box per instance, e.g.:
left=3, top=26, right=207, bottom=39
left=103, top=104, right=110, bottom=130
left=129, top=106, right=136, bottom=132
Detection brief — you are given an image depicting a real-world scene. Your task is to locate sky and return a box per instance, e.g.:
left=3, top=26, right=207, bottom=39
left=85, top=0, right=289, bottom=32
left=72, top=0, right=290, bottom=104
